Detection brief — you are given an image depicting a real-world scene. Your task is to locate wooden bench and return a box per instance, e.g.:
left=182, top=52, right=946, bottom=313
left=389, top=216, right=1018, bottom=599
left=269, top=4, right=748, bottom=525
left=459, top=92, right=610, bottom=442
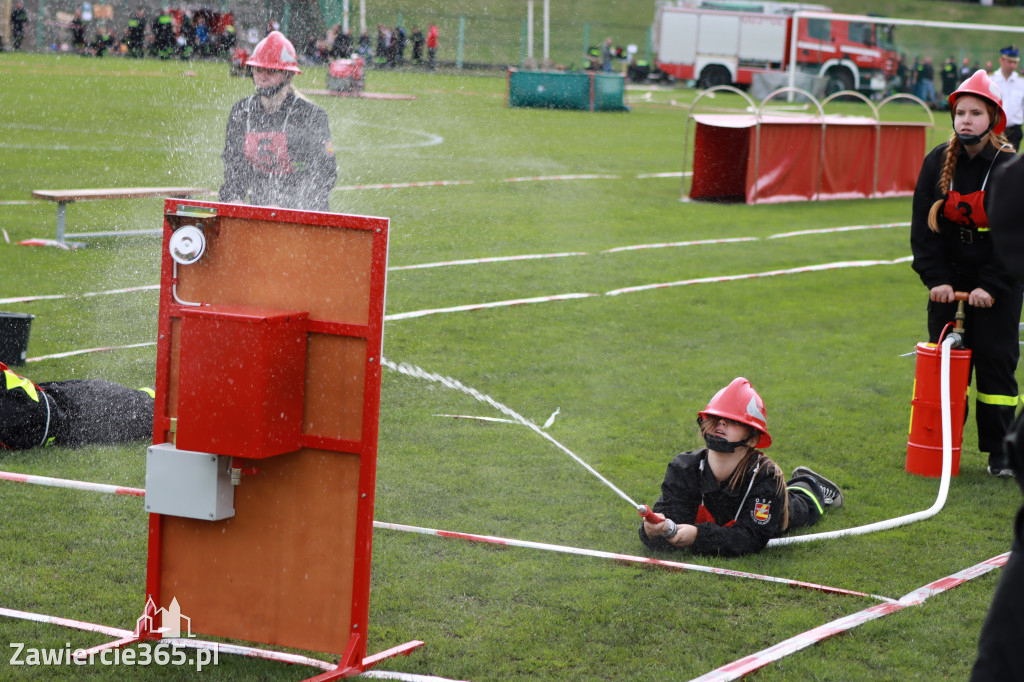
left=31, top=187, right=208, bottom=245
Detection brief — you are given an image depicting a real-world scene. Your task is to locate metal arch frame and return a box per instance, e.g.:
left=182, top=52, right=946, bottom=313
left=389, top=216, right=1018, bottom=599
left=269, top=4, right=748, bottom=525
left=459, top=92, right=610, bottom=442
left=680, top=85, right=756, bottom=202
left=821, top=90, right=880, bottom=197
left=754, top=86, right=824, bottom=204
left=683, top=85, right=934, bottom=204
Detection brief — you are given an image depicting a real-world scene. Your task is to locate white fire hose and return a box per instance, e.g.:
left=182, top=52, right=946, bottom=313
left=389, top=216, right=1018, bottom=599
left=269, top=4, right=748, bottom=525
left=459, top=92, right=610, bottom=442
left=768, top=335, right=955, bottom=546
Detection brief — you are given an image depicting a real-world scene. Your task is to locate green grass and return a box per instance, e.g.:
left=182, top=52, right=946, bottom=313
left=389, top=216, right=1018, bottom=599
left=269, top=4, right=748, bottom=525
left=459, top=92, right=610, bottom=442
left=0, top=45, right=1020, bottom=681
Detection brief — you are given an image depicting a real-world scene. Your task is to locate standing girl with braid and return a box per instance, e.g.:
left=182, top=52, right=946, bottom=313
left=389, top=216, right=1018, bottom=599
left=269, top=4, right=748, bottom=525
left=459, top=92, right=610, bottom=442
left=911, top=69, right=1022, bottom=477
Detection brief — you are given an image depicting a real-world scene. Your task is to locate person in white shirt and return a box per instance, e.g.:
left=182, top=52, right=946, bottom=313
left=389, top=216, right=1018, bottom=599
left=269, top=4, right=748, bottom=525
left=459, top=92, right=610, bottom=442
left=991, top=46, right=1024, bottom=151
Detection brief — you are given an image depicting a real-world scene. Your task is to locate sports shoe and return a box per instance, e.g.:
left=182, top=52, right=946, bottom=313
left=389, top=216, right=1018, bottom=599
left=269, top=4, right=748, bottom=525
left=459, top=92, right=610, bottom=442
left=791, top=466, right=844, bottom=509
left=987, top=453, right=1014, bottom=478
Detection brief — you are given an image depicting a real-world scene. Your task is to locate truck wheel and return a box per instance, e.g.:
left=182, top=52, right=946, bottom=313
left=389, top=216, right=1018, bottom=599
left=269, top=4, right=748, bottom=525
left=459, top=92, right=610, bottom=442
left=825, top=69, right=854, bottom=96
left=698, top=65, right=731, bottom=90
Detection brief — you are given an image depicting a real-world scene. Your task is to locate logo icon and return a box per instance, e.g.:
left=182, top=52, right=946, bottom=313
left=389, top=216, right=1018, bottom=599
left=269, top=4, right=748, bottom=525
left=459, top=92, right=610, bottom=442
left=138, top=597, right=194, bottom=639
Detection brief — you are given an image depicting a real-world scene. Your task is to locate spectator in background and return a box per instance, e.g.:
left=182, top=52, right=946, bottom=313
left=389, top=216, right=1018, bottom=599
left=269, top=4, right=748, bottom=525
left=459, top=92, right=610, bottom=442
left=152, top=7, right=174, bottom=59
left=70, top=9, right=87, bottom=53
left=125, top=7, right=146, bottom=58
left=395, top=25, right=406, bottom=66
left=410, top=26, right=424, bottom=64
left=916, top=56, right=936, bottom=105
left=195, top=15, right=210, bottom=57
left=601, top=37, right=614, bottom=73
left=330, top=27, right=352, bottom=58
left=896, top=54, right=909, bottom=94
left=10, top=1, right=28, bottom=51
left=220, top=23, right=236, bottom=55
left=357, top=30, right=370, bottom=60
left=90, top=24, right=114, bottom=56
left=942, top=56, right=959, bottom=99
left=427, top=23, right=438, bottom=68
left=961, top=57, right=973, bottom=85
left=990, top=46, right=1024, bottom=151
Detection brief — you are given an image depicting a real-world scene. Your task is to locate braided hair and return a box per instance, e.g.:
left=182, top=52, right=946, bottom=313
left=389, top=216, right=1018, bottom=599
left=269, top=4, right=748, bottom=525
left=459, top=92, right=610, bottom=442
left=927, top=99, right=1013, bottom=233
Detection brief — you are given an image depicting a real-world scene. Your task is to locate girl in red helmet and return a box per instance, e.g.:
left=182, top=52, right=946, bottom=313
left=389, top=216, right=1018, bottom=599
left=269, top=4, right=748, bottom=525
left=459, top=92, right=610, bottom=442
left=219, top=31, right=337, bottom=212
left=639, top=378, right=842, bottom=557
left=910, top=69, right=1021, bottom=477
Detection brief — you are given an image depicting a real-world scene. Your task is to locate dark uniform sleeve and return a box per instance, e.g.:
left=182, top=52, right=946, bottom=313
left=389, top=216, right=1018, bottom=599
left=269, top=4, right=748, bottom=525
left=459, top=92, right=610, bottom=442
left=219, top=99, right=250, bottom=204
left=290, top=100, right=337, bottom=211
left=638, top=453, right=702, bottom=551
left=990, top=154, right=1024, bottom=282
left=911, top=144, right=953, bottom=290
left=975, top=151, right=1019, bottom=299
left=690, top=471, right=785, bottom=557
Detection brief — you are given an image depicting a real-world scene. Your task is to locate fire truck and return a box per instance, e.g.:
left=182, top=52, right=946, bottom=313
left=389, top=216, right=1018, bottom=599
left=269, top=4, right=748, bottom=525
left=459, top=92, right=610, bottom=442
left=653, top=0, right=900, bottom=95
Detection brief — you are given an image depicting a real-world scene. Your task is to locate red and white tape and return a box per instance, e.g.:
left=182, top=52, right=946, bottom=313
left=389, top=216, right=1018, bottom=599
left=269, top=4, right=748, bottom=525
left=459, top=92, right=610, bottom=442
left=0, top=470, right=144, bottom=496
left=690, top=552, right=1009, bottom=682
left=373, top=521, right=892, bottom=601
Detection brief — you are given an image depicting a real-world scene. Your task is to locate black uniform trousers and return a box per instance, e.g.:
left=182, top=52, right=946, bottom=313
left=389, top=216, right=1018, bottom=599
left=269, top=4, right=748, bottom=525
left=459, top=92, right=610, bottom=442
left=928, top=288, right=1024, bottom=455
left=786, top=475, right=824, bottom=530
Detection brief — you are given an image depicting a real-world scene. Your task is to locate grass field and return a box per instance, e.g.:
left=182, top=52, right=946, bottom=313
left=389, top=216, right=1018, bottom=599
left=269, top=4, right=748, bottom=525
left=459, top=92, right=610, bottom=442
left=0, top=49, right=1021, bottom=681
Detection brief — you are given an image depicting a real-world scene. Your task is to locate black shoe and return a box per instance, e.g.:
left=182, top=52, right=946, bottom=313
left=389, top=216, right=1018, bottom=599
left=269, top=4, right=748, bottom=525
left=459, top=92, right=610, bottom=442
left=987, top=453, right=1014, bottom=478
left=791, top=466, right=843, bottom=508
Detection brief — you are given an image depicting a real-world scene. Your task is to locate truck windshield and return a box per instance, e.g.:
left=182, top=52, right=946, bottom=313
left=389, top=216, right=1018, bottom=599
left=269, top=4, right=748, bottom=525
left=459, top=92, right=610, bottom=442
left=876, top=24, right=896, bottom=51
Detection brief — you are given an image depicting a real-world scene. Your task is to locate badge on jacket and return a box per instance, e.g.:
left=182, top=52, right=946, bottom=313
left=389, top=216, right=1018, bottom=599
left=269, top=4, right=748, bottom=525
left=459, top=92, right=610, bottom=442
left=752, top=499, right=772, bottom=525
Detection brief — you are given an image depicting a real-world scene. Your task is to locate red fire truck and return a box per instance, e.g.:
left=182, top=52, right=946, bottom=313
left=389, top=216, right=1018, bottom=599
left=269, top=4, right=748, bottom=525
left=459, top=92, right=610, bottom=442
left=653, top=0, right=899, bottom=95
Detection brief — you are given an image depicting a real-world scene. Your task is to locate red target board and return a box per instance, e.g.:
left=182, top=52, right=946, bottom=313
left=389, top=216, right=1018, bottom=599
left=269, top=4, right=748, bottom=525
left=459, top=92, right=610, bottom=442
left=127, top=200, right=419, bottom=677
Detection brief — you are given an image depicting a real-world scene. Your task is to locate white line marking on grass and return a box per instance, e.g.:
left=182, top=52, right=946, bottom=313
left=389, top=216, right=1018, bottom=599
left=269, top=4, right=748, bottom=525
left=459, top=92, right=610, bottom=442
left=604, top=258, right=912, bottom=297
left=383, top=293, right=598, bottom=321
left=332, top=172, right=679, bottom=193
left=690, top=552, right=1009, bottom=682
left=389, top=252, right=588, bottom=270
left=26, top=342, right=156, bottom=363
left=0, top=284, right=159, bottom=306
left=636, top=171, right=689, bottom=178
left=434, top=414, right=518, bottom=424
left=768, top=221, right=910, bottom=239
left=603, top=237, right=758, bottom=253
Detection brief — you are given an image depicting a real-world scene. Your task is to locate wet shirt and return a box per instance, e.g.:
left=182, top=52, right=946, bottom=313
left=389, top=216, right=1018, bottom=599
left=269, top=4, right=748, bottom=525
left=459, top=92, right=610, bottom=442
left=638, top=449, right=786, bottom=557
left=0, top=376, right=153, bottom=450
left=911, top=142, right=1016, bottom=299
left=220, top=92, right=337, bottom=212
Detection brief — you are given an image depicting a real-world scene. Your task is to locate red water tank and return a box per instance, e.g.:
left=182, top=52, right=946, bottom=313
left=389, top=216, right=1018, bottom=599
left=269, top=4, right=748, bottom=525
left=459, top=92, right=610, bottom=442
left=906, top=341, right=972, bottom=477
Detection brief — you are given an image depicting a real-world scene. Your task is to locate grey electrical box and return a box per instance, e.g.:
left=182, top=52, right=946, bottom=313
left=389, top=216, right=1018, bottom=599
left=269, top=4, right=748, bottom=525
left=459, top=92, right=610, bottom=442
left=145, top=443, right=235, bottom=521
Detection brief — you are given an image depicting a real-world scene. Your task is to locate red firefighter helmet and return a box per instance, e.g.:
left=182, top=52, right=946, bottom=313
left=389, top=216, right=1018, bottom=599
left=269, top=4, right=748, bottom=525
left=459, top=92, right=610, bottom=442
left=246, top=30, right=302, bottom=73
left=948, top=69, right=1006, bottom=135
left=697, top=377, right=772, bottom=449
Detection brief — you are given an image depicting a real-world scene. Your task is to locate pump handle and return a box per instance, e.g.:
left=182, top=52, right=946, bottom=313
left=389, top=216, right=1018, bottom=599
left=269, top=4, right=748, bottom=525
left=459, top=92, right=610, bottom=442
left=954, top=291, right=969, bottom=302
left=638, top=505, right=666, bottom=524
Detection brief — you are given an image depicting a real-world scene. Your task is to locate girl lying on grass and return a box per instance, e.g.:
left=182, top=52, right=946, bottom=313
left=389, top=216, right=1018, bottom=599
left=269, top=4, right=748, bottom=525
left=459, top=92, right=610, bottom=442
left=639, top=377, right=842, bottom=557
